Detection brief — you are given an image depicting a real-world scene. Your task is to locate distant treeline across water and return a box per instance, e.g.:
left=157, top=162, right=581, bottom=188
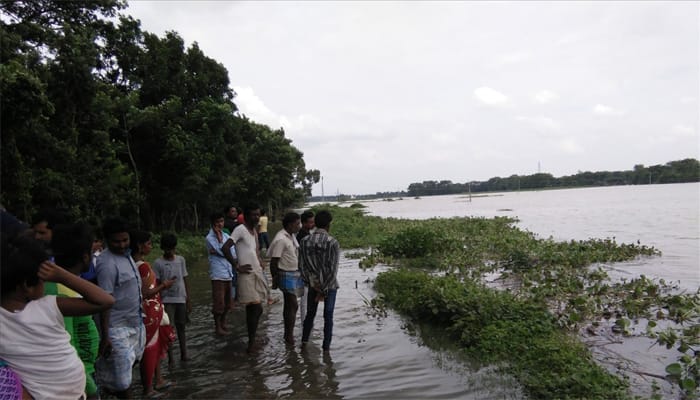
left=312, top=158, right=700, bottom=201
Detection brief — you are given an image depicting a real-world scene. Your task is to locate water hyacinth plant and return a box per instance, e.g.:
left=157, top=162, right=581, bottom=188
left=312, top=204, right=699, bottom=399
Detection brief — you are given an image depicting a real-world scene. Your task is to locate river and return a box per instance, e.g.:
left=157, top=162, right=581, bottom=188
left=140, top=183, right=698, bottom=399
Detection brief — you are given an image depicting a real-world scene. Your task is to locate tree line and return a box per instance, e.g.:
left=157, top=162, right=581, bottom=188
left=1, top=0, right=320, bottom=231
left=406, top=158, right=700, bottom=197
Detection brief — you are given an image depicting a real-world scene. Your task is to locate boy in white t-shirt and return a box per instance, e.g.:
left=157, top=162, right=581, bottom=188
left=154, top=232, right=191, bottom=364
left=0, top=236, right=115, bottom=400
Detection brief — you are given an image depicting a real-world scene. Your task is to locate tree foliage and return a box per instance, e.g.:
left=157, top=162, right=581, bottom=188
left=407, top=159, right=700, bottom=197
left=1, top=1, right=319, bottom=230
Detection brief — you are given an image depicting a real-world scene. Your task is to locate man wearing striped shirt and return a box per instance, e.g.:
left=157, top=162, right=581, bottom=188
left=299, top=210, right=339, bottom=352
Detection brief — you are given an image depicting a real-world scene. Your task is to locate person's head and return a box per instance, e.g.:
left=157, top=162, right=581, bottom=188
left=301, top=210, right=315, bottom=231
left=243, top=204, right=261, bottom=227
left=210, top=212, right=225, bottom=231
left=314, top=210, right=332, bottom=231
left=31, top=208, right=67, bottom=244
left=282, top=212, right=301, bottom=234
left=102, top=217, right=130, bottom=255
left=51, top=223, right=94, bottom=274
left=1, top=235, right=49, bottom=300
left=260, top=209, right=266, bottom=217
left=92, top=238, right=103, bottom=254
left=224, top=205, right=237, bottom=219
left=129, top=229, right=152, bottom=259
left=160, top=232, right=178, bottom=258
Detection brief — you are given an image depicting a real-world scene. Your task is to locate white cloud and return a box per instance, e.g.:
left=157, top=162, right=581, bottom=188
left=474, top=87, right=510, bottom=106
left=516, top=116, right=562, bottom=133
left=672, top=124, right=696, bottom=136
left=593, top=104, right=625, bottom=116
left=124, top=2, right=700, bottom=194
left=233, top=86, right=280, bottom=127
left=533, top=90, right=559, bottom=104
left=559, top=138, right=584, bottom=154
left=491, top=51, right=531, bottom=67
left=234, top=86, right=321, bottom=139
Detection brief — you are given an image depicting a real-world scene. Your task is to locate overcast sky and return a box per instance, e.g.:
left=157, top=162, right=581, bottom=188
left=124, top=1, right=699, bottom=196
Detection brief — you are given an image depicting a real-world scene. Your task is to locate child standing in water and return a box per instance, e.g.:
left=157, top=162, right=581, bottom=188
left=130, top=230, right=176, bottom=398
left=153, top=233, right=191, bottom=366
left=0, top=236, right=115, bottom=399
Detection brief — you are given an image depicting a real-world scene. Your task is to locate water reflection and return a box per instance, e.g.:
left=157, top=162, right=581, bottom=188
left=132, top=255, right=521, bottom=399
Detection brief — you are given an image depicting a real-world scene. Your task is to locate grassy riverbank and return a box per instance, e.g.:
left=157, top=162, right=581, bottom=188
left=313, top=204, right=699, bottom=400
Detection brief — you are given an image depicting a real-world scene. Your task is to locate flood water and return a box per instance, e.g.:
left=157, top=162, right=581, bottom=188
left=141, top=183, right=698, bottom=399
left=154, top=257, right=522, bottom=399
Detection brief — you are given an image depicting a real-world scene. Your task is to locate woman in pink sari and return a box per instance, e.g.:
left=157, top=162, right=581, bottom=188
left=130, top=230, right=176, bottom=398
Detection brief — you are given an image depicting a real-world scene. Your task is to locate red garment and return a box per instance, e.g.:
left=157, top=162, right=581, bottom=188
left=138, top=262, right=175, bottom=388
left=237, top=214, right=245, bottom=224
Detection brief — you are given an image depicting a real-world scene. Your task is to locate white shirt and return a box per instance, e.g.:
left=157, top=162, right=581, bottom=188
left=268, top=229, right=299, bottom=271
left=0, top=296, right=86, bottom=400
left=232, top=224, right=261, bottom=270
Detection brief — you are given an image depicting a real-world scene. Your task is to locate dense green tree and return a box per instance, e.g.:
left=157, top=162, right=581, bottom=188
left=1, top=0, right=319, bottom=230
left=407, top=159, right=699, bottom=197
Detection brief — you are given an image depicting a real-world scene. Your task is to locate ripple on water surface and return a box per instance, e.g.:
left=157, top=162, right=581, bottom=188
left=143, top=255, right=522, bottom=399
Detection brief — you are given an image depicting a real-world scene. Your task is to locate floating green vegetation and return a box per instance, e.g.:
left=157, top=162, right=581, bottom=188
left=374, top=269, right=630, bottom=399
left=312, top=205, right=699, bottom=399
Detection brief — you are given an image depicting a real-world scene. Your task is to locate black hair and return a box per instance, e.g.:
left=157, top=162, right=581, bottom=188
left=102, top=217, right=130, bottom=241
left=1, top=235, right=48, bottom=295
left=314, top=210, right=332, bottom=230
left=31, top=208, right=67, bottom=229
left=282, top=212, right=300, bottom=229
left=300, top=210, right=315, bottom=223
left=210, top=211, right=224, bottom=224
left=243, top=203, right=260, bottom=219
left=128, top=229, right=151, bottom=255
left=260, top=209, right=266, bottom=216
left=161, top=232, right=178, bottom=250
left=52, top=223, right=93, bottom=269
left=223, top=205, right=237, bottom=215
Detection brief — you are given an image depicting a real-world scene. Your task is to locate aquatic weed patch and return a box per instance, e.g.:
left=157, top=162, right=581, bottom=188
left=322, top=204, right=698, bottom=398
left=375, top=269, right=630, bottom=399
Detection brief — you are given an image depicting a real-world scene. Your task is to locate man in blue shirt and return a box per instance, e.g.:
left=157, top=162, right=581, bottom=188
left=94, top=217, right=145, bottom=398
left=206, top=212, right=236, bottom=336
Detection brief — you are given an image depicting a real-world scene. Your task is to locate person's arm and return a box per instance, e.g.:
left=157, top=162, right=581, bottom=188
left=182, top=257, right=192, bottom=313
left=222, top=237, right=237, bottom=268
left=39, top=261, right=115, bottom=316
left=254, top=229, right=265, bottom=269
left=184, top=276, right=192, bottom=313
left=142, top=276, right=176, bottom=298
left=321, top=240, right=340, bottom=295
left=206, top=233, right=222, bottom=256
left=269, top=257, right=280, bottom=289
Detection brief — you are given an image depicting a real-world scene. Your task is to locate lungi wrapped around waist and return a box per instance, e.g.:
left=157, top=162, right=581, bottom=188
left=278, top=270, right=305, bottom=297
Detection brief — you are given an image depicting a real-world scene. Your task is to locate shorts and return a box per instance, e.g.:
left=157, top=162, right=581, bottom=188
left=278, top=270, right=305, bottom=297
left=164, top=303, right=187, bottom=326
left=211, top=280, right=232, bottom=315
left=95, top=325, right=145, bottom=392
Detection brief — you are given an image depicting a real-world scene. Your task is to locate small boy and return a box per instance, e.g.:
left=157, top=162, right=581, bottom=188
left=0, top=235, right=114, bottom=399
left=153, top=233, right=190, bottom=364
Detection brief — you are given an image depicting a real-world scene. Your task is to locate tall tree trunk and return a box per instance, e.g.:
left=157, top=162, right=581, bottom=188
left=123, top=114, right=140, bottom=229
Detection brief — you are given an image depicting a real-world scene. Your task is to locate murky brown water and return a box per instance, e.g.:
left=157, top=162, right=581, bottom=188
left=130, top=183, right=697, bottom=399
left=136, top=255, right=522, bottom=399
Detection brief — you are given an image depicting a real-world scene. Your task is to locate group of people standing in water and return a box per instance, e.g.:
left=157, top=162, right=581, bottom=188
left=206, top=205, right=340, bottom=353
left=0, top=209, right=188, bottom=399
left=0, top=203, right=339, bottom=399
